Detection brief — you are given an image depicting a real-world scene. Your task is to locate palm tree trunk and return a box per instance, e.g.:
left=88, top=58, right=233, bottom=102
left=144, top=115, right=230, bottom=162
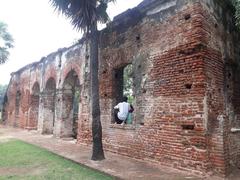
left=90, top=23, right=105, bottom=161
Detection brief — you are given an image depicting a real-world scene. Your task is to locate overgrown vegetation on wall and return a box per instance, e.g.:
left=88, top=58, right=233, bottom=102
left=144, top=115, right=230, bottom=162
left=123, top=64, right=134, bottom=103
left=232, top=0, right=240, bottom=29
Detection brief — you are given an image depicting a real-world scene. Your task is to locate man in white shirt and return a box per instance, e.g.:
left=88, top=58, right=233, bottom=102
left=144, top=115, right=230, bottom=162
left=114, top=96, right=130, bottom=125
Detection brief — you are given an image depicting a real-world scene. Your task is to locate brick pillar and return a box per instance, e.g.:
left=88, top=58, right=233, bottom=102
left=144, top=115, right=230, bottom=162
left=53, top=90, right=64, bottom=138
left=57, top=89, right=75, bottom=138
left=37, top=93, right=44, bottom=133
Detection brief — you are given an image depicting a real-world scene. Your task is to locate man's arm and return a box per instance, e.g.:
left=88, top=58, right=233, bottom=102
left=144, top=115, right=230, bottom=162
left=114, top=104, right=119, bottom=109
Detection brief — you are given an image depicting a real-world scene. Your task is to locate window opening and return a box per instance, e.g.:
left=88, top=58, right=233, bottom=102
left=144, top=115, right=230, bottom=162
left=112, top=64, right=134, bottom=125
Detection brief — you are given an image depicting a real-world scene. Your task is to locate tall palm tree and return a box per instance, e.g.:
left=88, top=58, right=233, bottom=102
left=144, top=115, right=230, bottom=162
left=50, top=0, right=115, bottom=160
left=0, top=21, right=14, bottom=64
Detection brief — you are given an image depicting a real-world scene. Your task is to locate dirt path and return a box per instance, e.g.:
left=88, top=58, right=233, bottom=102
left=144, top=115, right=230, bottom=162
left=0, top=125, right=239, bottom=180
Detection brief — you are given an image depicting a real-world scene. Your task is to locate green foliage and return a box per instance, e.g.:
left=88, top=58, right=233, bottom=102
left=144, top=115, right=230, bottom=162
left=123, top=64, right=134, bottom=104
left=0, top=21, right=14, bottom=64
left=231, top=0, right=240, bottom=29
left=0, top=140, right=113, bottom=180
left=49, top=0, right=115, bottom=32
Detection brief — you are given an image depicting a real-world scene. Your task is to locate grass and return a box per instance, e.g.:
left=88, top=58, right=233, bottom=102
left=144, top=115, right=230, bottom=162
left=0, top=140, right=113, bottom=180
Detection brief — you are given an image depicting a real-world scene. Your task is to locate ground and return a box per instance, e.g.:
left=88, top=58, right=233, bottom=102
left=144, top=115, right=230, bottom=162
left=0, top=125, right=239, bottom=180
left=0, top=140, right=112, bottom=180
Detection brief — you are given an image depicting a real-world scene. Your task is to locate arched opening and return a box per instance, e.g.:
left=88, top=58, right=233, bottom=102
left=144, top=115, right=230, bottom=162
left=28, top=82, right=40, bottom=130
left=43, top=78, right=56, bottom=134
left=62, top=70, right=80, bottom=138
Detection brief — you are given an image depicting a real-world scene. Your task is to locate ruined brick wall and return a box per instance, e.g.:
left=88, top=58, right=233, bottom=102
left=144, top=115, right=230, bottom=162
left=98, top=0, right=240, bottom=176
left=2, top=0, right=240, bottom=177
left=199, top=0, right=240, bottom=175
left=27, top=64, right=42, bottom=130
left=3, top=43, right=89, bottom=139
left=230, top=69, right=240, bottom=168
left=4, top=76, right=19, bottom=126
left=98, top=0, right=210, bottom=175
left=4, top=69, right=31, bottom=128
left=28, top=82, right=40, bottom=129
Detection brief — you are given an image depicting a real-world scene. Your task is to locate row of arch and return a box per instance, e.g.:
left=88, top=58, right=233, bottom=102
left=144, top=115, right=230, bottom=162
left=17, top=70, right=81, bottom=139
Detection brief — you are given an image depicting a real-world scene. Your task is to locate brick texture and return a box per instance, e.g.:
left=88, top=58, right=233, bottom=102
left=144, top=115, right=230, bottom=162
left=2, top=0, right=240, bottom=177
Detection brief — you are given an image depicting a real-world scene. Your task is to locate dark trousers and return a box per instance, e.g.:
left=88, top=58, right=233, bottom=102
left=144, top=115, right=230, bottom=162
left=114, top=109, right=124, bottom=124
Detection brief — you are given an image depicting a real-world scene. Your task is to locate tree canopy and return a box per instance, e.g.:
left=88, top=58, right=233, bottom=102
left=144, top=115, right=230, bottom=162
left=50, top=0, right=115, bottom=32
left=0, top=21, right=14, bottom=64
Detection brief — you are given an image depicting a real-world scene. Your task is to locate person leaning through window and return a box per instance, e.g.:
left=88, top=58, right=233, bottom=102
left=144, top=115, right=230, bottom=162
left=114, top=96, right=134, bottom=125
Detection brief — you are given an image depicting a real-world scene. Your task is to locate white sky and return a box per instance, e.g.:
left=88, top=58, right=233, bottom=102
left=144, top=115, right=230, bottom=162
left=0, top=0, right=142, bottom=85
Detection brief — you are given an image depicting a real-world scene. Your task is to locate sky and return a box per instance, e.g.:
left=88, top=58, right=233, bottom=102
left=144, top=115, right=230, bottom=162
left=0, top=0, right=143, bottom=85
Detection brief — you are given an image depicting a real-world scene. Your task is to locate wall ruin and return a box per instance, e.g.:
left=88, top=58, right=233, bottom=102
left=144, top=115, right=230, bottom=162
left=2, top=0, right=240, bottom=177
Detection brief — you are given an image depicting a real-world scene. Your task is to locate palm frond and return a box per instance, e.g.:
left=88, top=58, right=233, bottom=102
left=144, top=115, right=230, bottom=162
left=99, top=0, right=116, bottom=3
left=96, top=1, right=110, bottom=24
left=49, top=0, right=70, bottom=15
left=49, top=0, right=114, bottom=32
left=50, top=0, right=98, bottom=32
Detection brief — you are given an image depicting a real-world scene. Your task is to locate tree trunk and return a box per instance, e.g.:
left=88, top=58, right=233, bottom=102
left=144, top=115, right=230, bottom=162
left=90, top=23, right=105, bottom=161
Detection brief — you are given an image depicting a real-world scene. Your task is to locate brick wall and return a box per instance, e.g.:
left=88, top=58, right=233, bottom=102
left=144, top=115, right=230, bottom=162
left=98, top=1, right=211, bottom=175
left=200, top=0, right=240, bottom=175
left=3, top=44, right=87, bottom=138
left=2, top=0, right=240, bottom=177
left=28, top=82, right=40, bottom=129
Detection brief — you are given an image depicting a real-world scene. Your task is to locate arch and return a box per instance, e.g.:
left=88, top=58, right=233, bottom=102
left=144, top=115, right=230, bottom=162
left=28, top=82, right=40, bottom=130
left=42, top=77, right=56, bottom=134
left=62, top=64, right=81, bottom=84
left=32, top=82, right=40, bottom=95
left=62, top=70, right=80, bottom=138
left=45, top=77, right=56, bottom=92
